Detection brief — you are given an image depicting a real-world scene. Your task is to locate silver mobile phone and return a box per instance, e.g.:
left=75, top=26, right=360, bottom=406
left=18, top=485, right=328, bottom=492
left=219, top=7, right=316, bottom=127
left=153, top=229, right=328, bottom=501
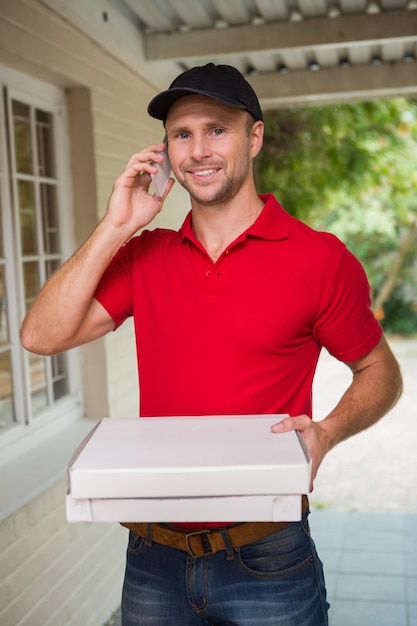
left=151, top=138, right=172, bottom=196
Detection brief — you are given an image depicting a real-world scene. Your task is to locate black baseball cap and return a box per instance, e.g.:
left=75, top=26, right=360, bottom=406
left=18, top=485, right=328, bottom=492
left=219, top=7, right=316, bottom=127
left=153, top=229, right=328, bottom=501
left=147, top=63, right=263, bottom=122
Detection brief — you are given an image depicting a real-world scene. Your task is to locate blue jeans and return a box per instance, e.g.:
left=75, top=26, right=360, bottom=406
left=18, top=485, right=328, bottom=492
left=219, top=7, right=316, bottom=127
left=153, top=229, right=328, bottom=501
left=121, top=512, right=329, bottom=625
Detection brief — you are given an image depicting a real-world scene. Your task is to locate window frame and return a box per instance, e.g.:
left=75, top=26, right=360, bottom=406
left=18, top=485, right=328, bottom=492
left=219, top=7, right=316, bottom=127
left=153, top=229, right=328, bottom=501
left=0, top=65, right=83, bottom=461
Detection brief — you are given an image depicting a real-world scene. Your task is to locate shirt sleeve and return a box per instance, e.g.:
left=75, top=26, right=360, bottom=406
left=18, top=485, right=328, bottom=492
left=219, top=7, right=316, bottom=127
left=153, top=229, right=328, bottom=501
left=94, top=240, right=136, bottom=329
left=312, top=245, right=382, bottom=363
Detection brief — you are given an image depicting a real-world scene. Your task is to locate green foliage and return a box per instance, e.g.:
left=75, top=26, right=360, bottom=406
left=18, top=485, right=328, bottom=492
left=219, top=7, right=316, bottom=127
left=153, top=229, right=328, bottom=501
left=380, top=290, right=417, bottom=336
left=257, top=98, right=417, bottom=221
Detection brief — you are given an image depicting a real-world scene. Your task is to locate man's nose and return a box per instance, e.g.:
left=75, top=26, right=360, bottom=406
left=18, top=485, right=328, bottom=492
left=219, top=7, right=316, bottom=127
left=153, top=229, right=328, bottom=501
left=189, top=136, right=212, bottom=160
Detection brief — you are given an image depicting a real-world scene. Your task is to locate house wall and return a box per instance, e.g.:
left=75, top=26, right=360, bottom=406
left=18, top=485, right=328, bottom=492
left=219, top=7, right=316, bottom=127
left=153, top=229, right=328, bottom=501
left=0, top=480, right=127, bottom=626
left=0, top=1, right=188, bottom=624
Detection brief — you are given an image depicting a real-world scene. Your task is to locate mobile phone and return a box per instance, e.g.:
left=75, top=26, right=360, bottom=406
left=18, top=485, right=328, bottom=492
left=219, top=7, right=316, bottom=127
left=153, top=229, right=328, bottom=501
left=151, top=138, right=172, bottom=196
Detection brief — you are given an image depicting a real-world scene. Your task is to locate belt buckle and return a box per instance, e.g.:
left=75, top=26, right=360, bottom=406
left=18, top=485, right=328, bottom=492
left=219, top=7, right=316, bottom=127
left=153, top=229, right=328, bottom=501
left=185, top=529, right=214, bottom=558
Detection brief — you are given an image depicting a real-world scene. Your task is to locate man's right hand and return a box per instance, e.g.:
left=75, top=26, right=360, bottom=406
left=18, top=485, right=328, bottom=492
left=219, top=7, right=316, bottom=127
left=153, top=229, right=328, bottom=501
left=104, top=144, right=175, bottom=241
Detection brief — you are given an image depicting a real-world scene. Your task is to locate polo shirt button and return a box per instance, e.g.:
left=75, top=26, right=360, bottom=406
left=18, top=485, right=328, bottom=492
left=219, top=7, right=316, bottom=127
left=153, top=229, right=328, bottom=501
left=205, top=271, right=211, bottom=277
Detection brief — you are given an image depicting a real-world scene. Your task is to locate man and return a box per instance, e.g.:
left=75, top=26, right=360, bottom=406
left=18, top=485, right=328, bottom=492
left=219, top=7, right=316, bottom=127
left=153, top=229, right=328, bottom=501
left=21, top=63, right=402, bottom=625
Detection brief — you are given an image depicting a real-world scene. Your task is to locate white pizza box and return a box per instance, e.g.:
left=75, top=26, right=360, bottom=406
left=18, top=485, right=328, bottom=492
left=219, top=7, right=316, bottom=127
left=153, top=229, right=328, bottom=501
left=65, top=493, right=304, bottom=522
left=66, top=415, right=311, bottom=522
left=67, top=415, right=310, bottom=498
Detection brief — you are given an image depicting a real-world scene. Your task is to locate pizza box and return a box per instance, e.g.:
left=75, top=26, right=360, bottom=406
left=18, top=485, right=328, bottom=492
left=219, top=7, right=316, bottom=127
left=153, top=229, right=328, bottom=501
left=66, top=415, right=311, bottom=522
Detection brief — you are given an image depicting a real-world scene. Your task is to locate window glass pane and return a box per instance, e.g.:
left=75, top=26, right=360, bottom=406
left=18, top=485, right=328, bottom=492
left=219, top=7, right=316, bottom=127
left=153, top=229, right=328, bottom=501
left=22, top=261, right=40, bottom=313
left=0, top=349, right=15, bottom=431
left=52, top=353, right=68, bottom=400
left=45, top=258, right=60, bottom=280
left=29, top=352, right=47, bottom=415
left=0, top=266, right=9, bottom=345
left=41, top=184, right=60, bottom=254
left=18, top=180, right=38, bottom=255
left=12, top=101, right=33, bottom=175
left=36, top=109, right=55, bottom=177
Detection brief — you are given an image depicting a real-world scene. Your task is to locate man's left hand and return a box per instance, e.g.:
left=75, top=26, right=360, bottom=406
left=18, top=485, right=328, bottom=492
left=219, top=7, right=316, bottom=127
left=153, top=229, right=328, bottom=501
left=271, top=416, right=330, bottom=492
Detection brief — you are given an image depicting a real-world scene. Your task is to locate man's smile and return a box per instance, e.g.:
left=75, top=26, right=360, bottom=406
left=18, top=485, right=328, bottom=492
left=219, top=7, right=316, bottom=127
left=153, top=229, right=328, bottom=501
left=192, top=168, right=218, bottom=177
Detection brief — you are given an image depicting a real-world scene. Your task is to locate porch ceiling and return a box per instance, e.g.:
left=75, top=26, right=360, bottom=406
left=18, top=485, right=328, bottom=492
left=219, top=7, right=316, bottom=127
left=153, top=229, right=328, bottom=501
left=42, top=0, right=417, bottom=108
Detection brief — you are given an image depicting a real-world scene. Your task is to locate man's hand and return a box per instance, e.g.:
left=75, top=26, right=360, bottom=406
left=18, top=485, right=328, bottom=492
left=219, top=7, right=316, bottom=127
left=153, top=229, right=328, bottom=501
left=271, top=416, right=329, bottom=492
left=104, top=144, right=175, bottom=240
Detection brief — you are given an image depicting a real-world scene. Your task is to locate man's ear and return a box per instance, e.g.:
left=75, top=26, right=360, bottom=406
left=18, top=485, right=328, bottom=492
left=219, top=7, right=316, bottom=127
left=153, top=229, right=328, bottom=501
left=250, top=120, right=264, bottom=159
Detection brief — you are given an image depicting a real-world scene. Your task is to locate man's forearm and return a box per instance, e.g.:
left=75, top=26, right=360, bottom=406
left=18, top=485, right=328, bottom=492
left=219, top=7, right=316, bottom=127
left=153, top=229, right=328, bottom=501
left=318, top=354, right=403, bottom=452
left=20, top=219, right=126, bottom=355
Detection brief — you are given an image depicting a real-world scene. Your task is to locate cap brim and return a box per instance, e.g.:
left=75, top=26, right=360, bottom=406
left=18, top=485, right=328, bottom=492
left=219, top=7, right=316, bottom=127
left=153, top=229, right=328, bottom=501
left=147, top=87, right=247, bottom=121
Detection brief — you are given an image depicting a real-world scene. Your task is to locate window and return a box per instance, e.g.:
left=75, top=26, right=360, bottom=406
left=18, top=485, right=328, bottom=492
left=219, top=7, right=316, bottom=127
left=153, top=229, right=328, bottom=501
left=0, top=67, right=81, bottom=440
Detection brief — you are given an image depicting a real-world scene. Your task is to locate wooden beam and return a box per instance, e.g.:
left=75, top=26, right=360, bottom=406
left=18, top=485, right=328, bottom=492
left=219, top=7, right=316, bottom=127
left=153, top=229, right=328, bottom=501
left=250, top=62, right=417, bottom=109
left=144, top=10, right=417, bottom=60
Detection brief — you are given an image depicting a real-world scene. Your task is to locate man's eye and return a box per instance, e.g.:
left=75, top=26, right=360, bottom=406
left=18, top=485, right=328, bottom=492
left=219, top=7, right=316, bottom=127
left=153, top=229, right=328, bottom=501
left=178, top=132, right=189, bottom=139
left=213, top=128, right=223, bottom=136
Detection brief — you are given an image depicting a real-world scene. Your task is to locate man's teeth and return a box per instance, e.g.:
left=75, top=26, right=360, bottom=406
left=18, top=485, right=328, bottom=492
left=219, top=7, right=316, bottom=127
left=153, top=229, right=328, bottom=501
left=194, top=169, right=216, bottom=177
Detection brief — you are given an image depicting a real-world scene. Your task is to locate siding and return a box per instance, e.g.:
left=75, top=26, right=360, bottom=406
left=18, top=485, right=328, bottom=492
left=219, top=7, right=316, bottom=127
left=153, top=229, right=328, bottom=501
left=0, top=1, right=188, bottom=624
left=0, top=480, right=126, bottom=626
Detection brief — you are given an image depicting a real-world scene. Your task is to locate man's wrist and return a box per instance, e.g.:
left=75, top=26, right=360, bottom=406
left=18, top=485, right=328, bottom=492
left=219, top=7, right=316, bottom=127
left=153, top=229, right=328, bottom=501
left=95, top=215, right=139, bottom=250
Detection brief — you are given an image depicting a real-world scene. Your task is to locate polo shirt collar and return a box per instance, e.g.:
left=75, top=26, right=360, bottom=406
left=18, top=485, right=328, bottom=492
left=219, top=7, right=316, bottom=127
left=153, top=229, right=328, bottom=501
left=175, top=194, right=290, bottom=246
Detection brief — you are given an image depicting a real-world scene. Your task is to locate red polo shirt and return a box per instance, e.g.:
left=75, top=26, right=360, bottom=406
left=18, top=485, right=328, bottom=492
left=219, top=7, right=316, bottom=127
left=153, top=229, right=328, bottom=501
left=95, top=194, right=382, bottom=419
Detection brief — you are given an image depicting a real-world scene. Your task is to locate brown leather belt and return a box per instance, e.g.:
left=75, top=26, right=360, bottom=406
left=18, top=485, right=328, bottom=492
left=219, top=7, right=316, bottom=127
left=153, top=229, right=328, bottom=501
left=121, top=495, right=308, bottom=558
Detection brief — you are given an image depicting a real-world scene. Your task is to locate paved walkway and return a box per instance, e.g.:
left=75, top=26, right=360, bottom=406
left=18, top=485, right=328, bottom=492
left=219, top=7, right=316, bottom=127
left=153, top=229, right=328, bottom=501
left=311, top=509, right=416, bottom=626
left=105, top=337, right=417, bottom=626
